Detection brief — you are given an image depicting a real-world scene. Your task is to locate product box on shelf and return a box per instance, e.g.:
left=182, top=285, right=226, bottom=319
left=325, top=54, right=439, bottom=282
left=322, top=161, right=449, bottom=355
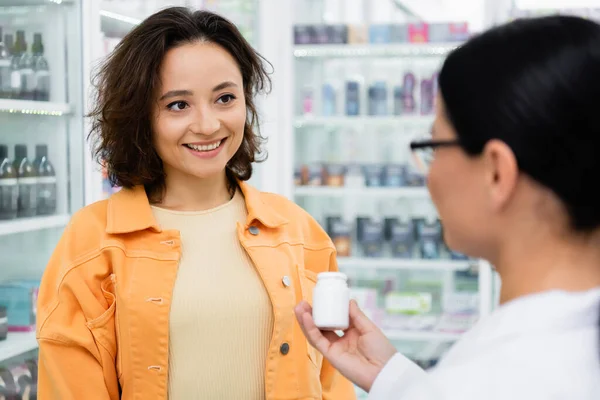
left=408, top=23, right=429, bottom=43
left=0, top=280, right=39, bottom=332
left=293, top=24, right=348, bottom=45
left=347, top=25, right=368, bottom=44
left=428, top=22, right=470, bottom=43
left=385, top=218, right=415, bottom=258
left=357, top=217, right=385, bottom=257
left=323, top=164, right=346, bottom=187
left=326, top=216, right=353, bottom=257
left=368, top=24, right=392, bottom=44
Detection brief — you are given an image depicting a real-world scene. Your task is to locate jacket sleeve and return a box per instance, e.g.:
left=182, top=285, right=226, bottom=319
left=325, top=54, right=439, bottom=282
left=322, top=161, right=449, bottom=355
left=320, top=252, right=357, bottom=400
left=36, top=217, right=119, bottom=400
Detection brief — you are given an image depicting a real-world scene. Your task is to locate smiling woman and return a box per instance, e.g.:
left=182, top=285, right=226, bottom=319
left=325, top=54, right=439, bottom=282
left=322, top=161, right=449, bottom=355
left=35, top=7, right=355, bottom=400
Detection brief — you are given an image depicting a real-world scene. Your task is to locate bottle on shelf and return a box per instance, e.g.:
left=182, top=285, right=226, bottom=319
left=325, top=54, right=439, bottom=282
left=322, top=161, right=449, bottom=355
left=10, top=32, right=22, bottom=99
left=0, top=28, right=11, bottom=99
left=32, top=33, right=49, bottom=102
left=17, top=31, right=36, bottom=101
left=33, top=144, right=57, bottom=216
left=13, top=144, right=37, bottom=218
left=0, top=144, right=18, bottom=220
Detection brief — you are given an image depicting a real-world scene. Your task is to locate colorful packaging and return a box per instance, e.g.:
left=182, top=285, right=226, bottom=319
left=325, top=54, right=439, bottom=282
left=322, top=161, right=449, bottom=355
left=0, top=281, right=39, bottom=332
left=408, top=23, right=429, bottom=43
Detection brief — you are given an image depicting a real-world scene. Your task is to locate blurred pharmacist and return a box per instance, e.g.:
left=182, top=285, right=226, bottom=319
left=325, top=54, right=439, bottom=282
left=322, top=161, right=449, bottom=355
left=296, top=15, right=600, bottom=400
left=35, top=7, right=355, bottom=400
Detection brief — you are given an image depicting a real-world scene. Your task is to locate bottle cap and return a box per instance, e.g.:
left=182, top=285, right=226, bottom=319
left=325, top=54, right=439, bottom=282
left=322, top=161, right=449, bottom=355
left=317, top=272, right=348, bottom=282
left=36, top=144, right=47, bottom=158
left=14, top=144, right=27, bottom=160
left=0, top=145, right=7, bottom=159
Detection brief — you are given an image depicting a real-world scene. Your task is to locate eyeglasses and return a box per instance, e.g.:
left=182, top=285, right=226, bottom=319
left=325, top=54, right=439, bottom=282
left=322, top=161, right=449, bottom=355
left=409, top=139, right=461, bottom=174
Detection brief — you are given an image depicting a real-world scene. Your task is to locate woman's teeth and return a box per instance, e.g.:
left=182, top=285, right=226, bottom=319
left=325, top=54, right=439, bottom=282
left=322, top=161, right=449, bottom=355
left=186, top=140, right=222, bottom=152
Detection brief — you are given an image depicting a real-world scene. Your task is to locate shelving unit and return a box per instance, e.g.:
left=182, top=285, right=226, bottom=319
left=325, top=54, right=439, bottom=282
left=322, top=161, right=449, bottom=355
left=0, top=100, right=72, bottom=116
left=0, top=0, right=85, bottom=376
left=0, top=332, right=38, bottom=363
left=0, top=215, right=70, bottom=237
left=338, top=257, right=473, bottom=271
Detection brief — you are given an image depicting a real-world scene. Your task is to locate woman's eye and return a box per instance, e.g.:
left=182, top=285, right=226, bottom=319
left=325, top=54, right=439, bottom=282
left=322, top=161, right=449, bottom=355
left=217, top=94, right=236, bottom=105
left=167, top=101, right=189, bottom=111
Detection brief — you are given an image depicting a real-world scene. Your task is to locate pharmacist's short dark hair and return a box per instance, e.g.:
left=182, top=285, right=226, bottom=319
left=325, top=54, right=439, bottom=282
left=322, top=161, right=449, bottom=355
left=88, top=7, right=271, bottom=199
left=438, top=15, right=600, bottom=232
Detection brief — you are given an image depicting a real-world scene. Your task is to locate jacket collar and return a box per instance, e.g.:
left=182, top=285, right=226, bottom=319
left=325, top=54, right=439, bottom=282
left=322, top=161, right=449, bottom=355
left=105, top=181, right=288, bottom=234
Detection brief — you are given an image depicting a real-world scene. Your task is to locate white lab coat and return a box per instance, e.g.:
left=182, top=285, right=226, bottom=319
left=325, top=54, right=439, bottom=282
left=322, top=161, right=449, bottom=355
left=369, top=288, right=600, bottom=400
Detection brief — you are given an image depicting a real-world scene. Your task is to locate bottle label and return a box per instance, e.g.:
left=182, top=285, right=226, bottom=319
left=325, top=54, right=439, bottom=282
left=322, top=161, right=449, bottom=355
left=0, top=181, right=18, bottom=217
left=11, top=70, right=21, bottom=90
left=35, top=70, right=50, bottom=100
left=21, top=68, right=36, bottom=94
left=18, top=177, right=38, bottom=215
left=37, top=177, right=57, bottom=215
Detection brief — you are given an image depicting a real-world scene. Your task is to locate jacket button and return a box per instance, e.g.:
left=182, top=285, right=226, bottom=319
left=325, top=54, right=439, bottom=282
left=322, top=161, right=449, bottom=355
left=248, top=226, right=259, bottom=236
left=280, top=343, right=290, bottom=355
left=282, top=276, right=291, bottom=287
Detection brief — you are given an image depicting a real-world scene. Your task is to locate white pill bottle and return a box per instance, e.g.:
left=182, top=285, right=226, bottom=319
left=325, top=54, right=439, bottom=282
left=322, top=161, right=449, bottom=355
left=312, top=272, right=350, bottom=331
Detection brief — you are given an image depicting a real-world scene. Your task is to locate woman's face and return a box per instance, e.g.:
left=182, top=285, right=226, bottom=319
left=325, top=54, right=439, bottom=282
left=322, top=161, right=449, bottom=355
left=152, top=41, right=246, bottom=184
left=427, top=96, right=493, bottom=257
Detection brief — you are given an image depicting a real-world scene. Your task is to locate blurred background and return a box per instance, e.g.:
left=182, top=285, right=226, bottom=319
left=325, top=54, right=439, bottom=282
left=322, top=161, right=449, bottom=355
left=0, top=0, right=598, bottom=398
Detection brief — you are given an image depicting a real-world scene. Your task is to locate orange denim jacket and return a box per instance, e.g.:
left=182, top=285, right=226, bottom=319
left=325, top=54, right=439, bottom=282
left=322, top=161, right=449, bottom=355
left=36, top=181, right=356, bottom=400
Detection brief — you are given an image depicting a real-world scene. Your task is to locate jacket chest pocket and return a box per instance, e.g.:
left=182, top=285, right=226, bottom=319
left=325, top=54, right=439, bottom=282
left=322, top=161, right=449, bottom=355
left=86, top=274, right=123, bottom=383
left=298, top=268, right=323, bottom=370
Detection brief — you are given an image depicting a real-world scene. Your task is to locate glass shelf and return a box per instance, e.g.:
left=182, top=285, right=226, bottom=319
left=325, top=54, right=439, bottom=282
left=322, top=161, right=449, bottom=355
left=294, top=186, right=429, bottom=199
left=294, top=43, right=458, bottom=59
left=294, top=115, right=433, bottom=128
left=338, top=257, right=473, bottom=272
left=0, top=214, right=70, bottom=237
left=0, top=99, right=71, bottom=116
left=0, top=332, right=37, bottom=363
left=384, top=329, right=462, bottom=342
left=0, top=0, right=73, bottom=8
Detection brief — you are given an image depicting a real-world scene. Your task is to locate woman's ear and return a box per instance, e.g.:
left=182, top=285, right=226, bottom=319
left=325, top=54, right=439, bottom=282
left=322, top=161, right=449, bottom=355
left=482, top=139, right=519, bottom=212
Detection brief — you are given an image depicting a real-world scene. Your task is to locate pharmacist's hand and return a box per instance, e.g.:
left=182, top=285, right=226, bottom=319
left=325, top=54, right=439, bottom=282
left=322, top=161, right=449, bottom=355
left=295, top=300, right=397, bottom=392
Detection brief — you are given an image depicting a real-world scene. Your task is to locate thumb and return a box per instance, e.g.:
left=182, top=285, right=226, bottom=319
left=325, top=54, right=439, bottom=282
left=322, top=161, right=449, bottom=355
left=348, top=299, right=378, bottom=334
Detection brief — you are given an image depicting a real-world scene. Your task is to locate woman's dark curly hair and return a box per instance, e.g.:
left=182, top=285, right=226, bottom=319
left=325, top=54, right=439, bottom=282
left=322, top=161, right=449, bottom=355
left=88, top=7, right=271, bottom=199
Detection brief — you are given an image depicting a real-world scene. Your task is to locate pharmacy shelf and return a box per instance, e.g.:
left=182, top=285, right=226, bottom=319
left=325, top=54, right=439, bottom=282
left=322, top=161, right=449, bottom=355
left=0, top=214, right=70, bottom=237
left=294, top=43, right=458, bottom=58
left=0, top=100, right=72, bottom=116
left=0, top=332, right=38, bottom=363
left=294, top=115, right=433, bottom=128
left=295, top=186, right=429, bottom=199
left=384, top=329, right=462, bottom=342
left=338, top=257, right=473, bottom=271
left=0, top=0, right=74, bottom=7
